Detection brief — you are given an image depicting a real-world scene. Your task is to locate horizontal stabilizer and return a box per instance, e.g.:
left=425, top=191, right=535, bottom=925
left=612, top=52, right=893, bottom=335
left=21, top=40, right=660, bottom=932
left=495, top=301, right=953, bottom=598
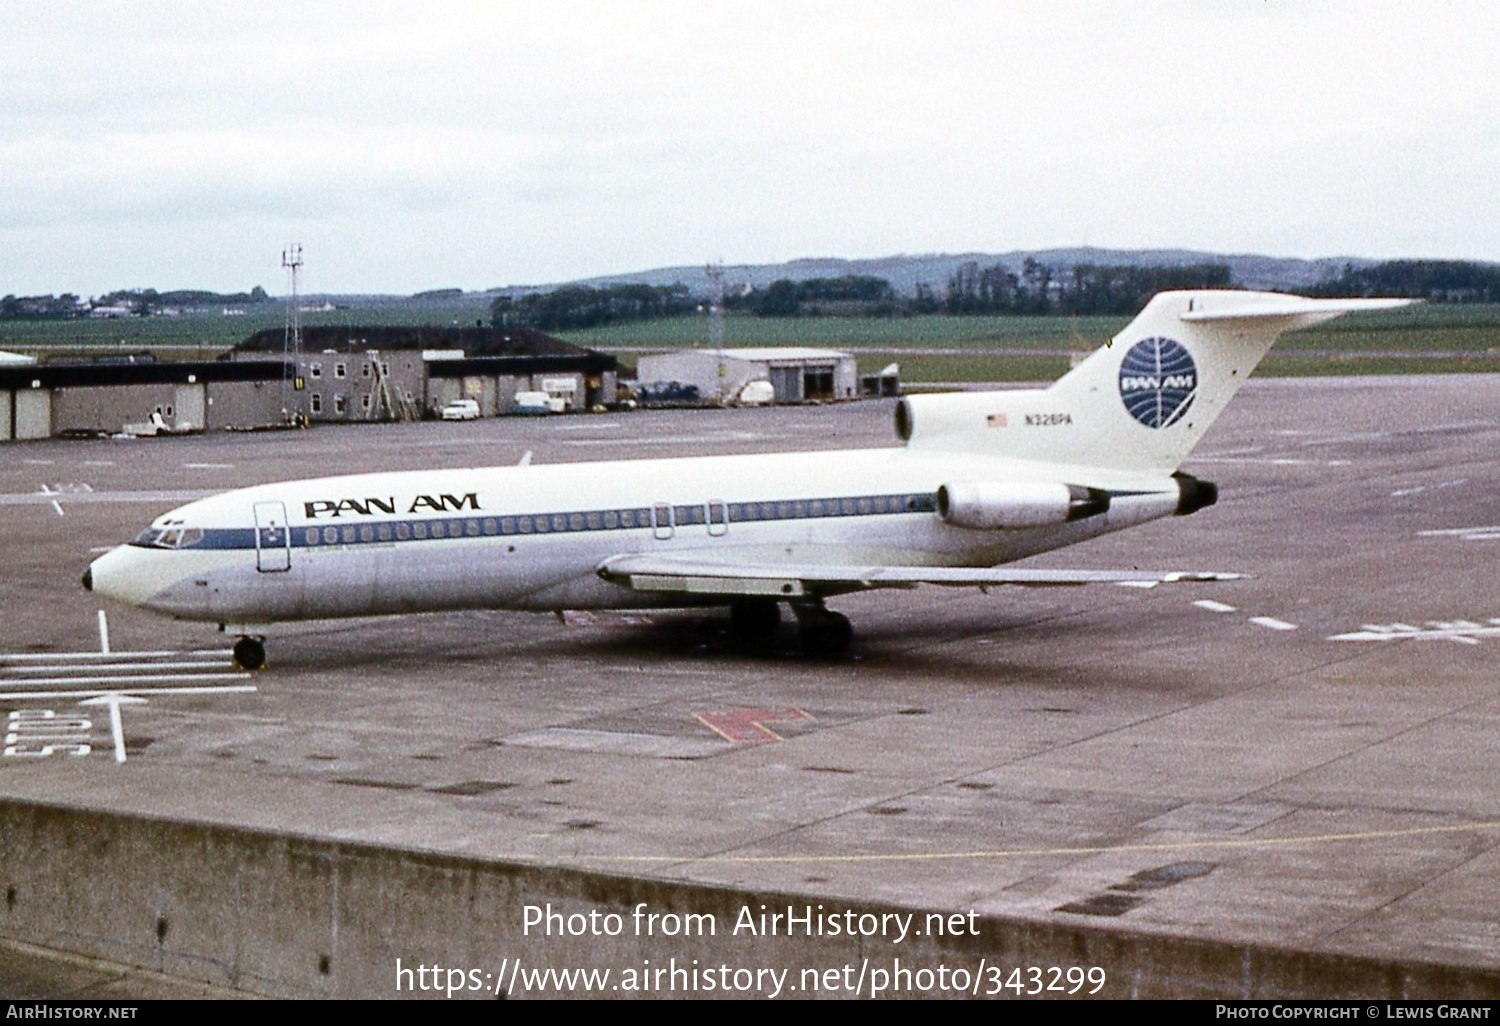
left=1180, top=296, right=1414, bottom=322
left=598, top=554, right=1242, bottom=598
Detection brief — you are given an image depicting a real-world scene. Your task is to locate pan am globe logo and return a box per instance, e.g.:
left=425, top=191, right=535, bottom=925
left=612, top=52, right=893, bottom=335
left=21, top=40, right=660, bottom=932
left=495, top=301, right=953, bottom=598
left=1118, top=337, right=1197, bottom=429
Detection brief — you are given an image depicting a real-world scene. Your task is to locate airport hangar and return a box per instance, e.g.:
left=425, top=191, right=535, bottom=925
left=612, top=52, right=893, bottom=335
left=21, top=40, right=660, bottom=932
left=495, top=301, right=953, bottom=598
left=0, top=325, right=619, bottom=440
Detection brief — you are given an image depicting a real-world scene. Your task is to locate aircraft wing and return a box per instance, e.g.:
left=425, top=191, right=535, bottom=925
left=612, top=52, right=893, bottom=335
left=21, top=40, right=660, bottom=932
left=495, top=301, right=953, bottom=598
left=596, top=554, right=1242, bottom=599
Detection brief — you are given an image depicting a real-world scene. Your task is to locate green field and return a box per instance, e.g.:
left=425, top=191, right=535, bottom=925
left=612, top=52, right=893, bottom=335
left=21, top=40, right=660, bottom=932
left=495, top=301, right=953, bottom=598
left=4, top=302, right=1497, bottom=382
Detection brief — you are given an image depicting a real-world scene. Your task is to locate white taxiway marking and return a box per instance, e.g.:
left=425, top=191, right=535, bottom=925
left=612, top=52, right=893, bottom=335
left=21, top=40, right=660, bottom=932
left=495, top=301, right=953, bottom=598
left=183, top=463, right=236, bottom=469
left=0, top=685, right=257, bottom=701
left=1194, top=600, right=1238, bottom=613
left=1329, top=619, right=1500, bottom=645
left=1249, top=616, right=1298, bottom=631
left=0, top=672, right=250, bottom=688
left=0, top=649, right=233, bottom=663
left=1392, top=479, right=1466, bottom=498
left=82, top=461, right=115, bottom=467
left=80, top=693, right=146, bottom=763
left=564, top=433, right=763, bottom=446
left=3, top=661, right=240, bottom=676
left=38, top=484, right=65, bottom=516
left=0, top=490, right=216, bottom=506
left=1418, top=525, right=1500, bottom=541
left=21, top=459, right=53, bottom=465
left=1192, top=456, right=1351, bottom=467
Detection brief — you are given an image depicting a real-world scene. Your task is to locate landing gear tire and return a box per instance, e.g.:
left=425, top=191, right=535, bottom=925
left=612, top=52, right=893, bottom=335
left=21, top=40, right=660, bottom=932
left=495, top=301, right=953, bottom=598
left=233, top=635, right=267, bottom=671
left=794, top=608, right=853, bottom=658
left=729, top=601, right=781, bottom=643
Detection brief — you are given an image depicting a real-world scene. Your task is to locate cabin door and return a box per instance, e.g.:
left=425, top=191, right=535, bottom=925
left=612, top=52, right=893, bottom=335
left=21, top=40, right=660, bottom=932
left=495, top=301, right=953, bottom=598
left=253, top=501, right=292, bottom=573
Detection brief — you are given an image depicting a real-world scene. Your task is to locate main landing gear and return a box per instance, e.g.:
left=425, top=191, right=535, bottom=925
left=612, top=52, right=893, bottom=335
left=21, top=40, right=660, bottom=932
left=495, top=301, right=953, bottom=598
left=727, top=599, right=853, bottom=656
left=232, top=635, right=267, bottom=671
left=729, top=601, right=782, bottom=643
left=790, top=599, right=853, bottom=658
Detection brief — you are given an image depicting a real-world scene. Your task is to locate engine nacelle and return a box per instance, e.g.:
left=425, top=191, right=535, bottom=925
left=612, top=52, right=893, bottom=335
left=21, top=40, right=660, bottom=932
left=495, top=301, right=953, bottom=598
left=1173, top=471, right=1218, bottom=516
left=935, top=481, right=1110, bottom=530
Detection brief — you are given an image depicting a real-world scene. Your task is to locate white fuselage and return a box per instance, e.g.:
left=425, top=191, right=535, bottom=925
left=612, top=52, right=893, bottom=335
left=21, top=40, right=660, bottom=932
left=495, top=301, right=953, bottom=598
left=85, top=444, right=1180, bottom=629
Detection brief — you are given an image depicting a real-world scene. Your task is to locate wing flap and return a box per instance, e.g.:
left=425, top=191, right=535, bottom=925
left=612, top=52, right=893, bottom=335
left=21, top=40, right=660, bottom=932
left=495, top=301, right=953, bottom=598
left=598, top=555, right=1241, bottom=597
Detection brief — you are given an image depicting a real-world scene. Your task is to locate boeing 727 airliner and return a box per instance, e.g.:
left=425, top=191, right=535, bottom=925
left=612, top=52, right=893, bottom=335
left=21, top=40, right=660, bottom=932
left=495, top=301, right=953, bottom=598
left=83, top=290, right=1410, bottom=669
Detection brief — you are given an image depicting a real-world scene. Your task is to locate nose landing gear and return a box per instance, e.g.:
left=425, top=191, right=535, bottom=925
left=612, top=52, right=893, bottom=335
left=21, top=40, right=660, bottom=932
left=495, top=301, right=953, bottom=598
left=232, top=635, right=267, bottom=671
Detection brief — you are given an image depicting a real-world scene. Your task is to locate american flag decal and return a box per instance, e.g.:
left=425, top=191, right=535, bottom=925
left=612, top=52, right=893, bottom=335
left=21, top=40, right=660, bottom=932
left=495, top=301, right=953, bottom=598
left=986, top=413, right=1007, bottom=428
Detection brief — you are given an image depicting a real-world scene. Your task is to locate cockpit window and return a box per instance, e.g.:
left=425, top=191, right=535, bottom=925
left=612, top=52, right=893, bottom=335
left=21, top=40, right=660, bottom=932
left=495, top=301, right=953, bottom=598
left=130, top=524, right=204, bottom=549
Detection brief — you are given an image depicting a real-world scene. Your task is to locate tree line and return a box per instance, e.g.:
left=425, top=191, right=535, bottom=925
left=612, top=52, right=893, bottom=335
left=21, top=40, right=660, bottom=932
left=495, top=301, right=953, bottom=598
left=942, top=259, right=1234, bottom=315
left=0, top=287, right=270, bottom=320
left=490, top=283, right=696, bottom=331
left=1305, top=260, right=1500, bottom=302
left=726, top=275, right=900, bottom=317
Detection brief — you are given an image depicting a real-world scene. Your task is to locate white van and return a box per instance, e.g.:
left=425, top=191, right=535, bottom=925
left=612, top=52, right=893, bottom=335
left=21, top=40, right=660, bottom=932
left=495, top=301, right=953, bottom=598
left=510, top=391, right=553, bottom=415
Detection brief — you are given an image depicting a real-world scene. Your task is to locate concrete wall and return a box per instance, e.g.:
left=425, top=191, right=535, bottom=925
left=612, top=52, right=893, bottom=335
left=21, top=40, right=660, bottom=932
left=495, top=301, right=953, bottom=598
left=494, top=375, right=521, bottom=414
left=205, top=380, right=283, bottom=431
left=13, top=389, right=53, bottom=440
left=51, top=383, right=174, bottom=434
left=426, top=376, right=462, bottom=412
left=0, top=800, right=1495, bottom=1000
left=174, top=383, right=207, bottom=432
left=637, top=351, right=741, bottom=401
left=0, top=391, right=11, bottom=441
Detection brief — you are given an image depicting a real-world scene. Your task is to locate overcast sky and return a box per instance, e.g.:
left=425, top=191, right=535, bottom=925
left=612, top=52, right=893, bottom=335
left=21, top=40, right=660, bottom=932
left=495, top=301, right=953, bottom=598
left=3, top=1, right=1496, bottom=296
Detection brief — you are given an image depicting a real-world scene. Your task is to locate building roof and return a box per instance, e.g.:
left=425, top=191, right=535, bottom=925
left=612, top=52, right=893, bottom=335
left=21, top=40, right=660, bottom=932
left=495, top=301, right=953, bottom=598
left=0, top=359, right=290, bottom=390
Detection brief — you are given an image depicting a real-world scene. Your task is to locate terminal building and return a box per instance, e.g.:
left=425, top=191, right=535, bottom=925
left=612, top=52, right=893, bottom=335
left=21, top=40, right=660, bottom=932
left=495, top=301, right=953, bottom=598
left=1, top=326, right=618, bottom=441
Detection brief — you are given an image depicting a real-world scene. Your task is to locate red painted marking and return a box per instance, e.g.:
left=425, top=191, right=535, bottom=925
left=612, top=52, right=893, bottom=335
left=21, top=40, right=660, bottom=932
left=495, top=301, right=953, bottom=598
left=694, top=707, right=813, bottom=744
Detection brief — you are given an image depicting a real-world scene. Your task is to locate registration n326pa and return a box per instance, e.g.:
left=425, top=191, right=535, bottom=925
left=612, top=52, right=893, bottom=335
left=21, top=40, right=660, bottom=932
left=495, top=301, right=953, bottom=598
left=83, top=290, right=1409, bottom=669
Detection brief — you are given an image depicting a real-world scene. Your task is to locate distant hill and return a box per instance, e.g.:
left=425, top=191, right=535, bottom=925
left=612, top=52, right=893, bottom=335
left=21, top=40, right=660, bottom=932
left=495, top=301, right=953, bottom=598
left=503, top=248, right=1380, bottom=298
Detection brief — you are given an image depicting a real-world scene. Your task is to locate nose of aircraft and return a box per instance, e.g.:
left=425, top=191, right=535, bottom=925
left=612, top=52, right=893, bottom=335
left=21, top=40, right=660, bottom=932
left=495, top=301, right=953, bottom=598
left=83, top=545, right=172, bottom=611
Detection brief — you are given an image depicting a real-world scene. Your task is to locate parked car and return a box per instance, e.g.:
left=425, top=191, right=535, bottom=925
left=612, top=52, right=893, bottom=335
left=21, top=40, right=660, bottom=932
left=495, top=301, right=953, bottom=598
left=439, top=399, right=480, bottom=420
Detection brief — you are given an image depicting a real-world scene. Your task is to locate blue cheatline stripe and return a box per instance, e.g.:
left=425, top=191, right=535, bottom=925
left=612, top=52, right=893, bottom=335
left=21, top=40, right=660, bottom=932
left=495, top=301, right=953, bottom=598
left=139, top=492, right=941, bottom=553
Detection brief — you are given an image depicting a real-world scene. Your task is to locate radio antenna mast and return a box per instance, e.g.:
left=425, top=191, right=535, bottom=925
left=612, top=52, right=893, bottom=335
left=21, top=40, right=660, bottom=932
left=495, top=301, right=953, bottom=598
left=705, top=259, right=725, bottom=350
left=281, top=243, right=304, bottom=424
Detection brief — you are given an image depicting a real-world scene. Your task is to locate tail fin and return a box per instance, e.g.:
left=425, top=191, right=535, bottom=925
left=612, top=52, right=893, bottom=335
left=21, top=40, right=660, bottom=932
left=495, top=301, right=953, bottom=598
left=898, top=290, right=1412, bottom=474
